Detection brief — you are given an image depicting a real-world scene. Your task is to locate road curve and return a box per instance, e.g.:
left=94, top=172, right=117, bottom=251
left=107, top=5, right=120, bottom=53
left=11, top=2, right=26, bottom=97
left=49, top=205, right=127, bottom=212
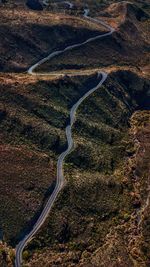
left=15, top=2, right=115, bottom=267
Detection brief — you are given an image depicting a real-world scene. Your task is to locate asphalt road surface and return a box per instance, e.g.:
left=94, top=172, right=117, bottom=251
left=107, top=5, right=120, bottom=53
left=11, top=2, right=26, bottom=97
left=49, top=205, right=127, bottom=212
left=15, top=2, right=115, bottom=266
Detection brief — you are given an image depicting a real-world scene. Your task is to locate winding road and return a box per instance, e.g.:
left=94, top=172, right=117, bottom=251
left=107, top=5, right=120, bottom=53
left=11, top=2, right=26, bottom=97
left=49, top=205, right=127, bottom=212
left=15, top=2, right=115, bottom=266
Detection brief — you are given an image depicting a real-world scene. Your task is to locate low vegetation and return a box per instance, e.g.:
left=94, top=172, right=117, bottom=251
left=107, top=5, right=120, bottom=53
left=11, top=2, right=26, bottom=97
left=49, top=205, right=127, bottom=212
left=38, top=2, right=150, bottom=73
left=0, top=2, right=105, bottom=72
left=0, top=73, right=101, bottom=245
left=0, top=1, right=149, bottom=266
left=24, top=70, right=150, bottom=267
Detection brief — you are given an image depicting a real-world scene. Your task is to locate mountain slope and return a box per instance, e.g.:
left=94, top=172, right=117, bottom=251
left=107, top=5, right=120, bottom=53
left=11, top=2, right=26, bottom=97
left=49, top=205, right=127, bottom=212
left=0, top=1, right=149, bottom=267
left=24, top=70, right=150, bottom=267
left=37, top=2, right=149, bottom=72
left=0, top=4, right=105, bottom=72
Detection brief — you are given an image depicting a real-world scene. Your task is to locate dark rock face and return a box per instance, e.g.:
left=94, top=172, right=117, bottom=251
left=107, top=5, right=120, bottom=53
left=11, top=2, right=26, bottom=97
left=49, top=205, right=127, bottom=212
left=26, top=0, right=43, bottom=11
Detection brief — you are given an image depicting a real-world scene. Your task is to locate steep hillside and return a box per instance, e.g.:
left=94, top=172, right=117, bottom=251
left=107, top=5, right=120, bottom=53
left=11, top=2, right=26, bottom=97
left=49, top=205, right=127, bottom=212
left=0, top=4, right=105, bottom=72
left=0, top=1, right=149, bottom=267
left=37, top=2, right=149, bottom=72
left=23, top=70, right=150, bottom=267
left=0, top=73, right=100, bottom=245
